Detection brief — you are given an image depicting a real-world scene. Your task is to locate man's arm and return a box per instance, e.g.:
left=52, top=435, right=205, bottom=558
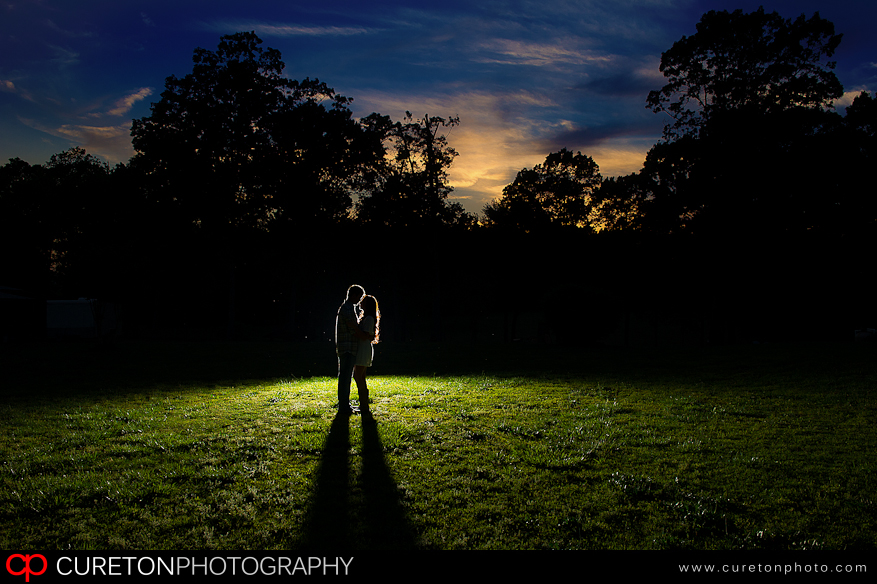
left=343, top=314, right=373, bottom=341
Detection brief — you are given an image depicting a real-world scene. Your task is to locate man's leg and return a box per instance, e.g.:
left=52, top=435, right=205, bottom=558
left=337, top=352, right=355, bottom=413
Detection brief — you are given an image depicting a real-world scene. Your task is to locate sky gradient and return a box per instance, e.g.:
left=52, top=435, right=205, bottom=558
left=2, top=0, right=875, bottom=213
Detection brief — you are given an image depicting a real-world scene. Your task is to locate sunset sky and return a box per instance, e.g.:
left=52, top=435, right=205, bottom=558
left=2, top=0, right=875, bottom=213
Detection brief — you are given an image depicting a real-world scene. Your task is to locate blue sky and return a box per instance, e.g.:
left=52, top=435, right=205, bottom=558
left=2, top=0, right=875, bottom=213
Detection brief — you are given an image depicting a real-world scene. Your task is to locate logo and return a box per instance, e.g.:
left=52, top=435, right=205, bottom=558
left=6, top=555, right=47, bottom=582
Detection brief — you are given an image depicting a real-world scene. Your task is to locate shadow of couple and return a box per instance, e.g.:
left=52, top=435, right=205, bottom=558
left=295, top=412, right=418, bottom=550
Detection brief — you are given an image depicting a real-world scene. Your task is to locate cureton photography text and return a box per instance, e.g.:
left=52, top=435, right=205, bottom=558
left=6, top=554, right=353, bottom=579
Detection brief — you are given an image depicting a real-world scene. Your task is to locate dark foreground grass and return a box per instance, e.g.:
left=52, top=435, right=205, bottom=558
left=1, top=340, right=875, bottom=550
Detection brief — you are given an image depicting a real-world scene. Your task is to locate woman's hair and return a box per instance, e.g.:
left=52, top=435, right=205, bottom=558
left=359, top=295, right=381, bottom=344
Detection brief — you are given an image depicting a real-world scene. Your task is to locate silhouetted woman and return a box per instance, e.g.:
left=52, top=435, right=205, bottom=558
left=353, top=295, right=380, bottom=413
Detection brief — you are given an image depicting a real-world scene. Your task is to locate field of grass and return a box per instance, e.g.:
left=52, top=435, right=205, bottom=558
left=1, top=340, right=875, bottom=550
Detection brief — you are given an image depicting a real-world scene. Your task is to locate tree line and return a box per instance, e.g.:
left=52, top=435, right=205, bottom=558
left=485, top=8, right=875, bottom=236
left=1, top=9, right=873, bottom=343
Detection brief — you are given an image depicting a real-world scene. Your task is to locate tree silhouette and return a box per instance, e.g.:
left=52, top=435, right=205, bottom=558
left=831, top=91, right=877, bottom=235
left=845, top=91, right=877, bottom=139
left=590, top=173, right=651, bottom=233
left=356, top=112, right=473, bottom=230
left=647, top=7, right=843, bottom=141
left=131, top=32, right=377, bottom=234
left=626, top=8, right=851, bottom=236
left=268, top=98, right=386, bottom=231
left=131, top=33, right=284, bottom=233
left=0, top=148, right=121, bottom=297
left=625, top=137, right=707, bottom=235
left=1, top=158, right=51, bottom=292
left=482, top=149, right=601, bottom=232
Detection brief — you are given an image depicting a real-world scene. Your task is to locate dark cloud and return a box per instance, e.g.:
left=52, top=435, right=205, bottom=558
left=540, top=119, right=664, bottom=152
left=580, top=71, right=660, bottom=98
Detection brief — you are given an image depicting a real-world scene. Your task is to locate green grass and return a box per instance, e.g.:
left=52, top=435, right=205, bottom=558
left=1, top=341, right=875, bottom=550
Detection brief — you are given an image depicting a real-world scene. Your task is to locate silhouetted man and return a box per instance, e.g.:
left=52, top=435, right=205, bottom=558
left=335, top=285, right=371, bottom=415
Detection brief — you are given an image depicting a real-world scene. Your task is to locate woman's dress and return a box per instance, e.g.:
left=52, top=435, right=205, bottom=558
left=355, top=315, right=374, bottom=367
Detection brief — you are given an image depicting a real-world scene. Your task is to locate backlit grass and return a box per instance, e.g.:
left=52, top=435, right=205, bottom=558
left=1, top=341, right=875, bottom=550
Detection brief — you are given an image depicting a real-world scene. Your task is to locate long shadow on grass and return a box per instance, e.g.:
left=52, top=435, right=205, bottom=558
left=297, top=412, right=417, bottom=550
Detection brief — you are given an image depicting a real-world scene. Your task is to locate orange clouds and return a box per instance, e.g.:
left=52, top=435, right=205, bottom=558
left=351, top=88, right=650, bottom=214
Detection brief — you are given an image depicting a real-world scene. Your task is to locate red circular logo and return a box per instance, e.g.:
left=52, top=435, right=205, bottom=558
left=6, top=555, right=47, bottom=582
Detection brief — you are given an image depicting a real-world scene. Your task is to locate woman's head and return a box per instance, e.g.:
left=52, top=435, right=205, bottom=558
left=360, top=295, right=379, bottom=316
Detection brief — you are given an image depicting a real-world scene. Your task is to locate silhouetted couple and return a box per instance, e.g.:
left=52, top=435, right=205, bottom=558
left=335, top=284, right=381, bottom=416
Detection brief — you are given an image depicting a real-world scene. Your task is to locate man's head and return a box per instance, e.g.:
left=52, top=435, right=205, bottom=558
left=346, top=285, right=365, bottom=304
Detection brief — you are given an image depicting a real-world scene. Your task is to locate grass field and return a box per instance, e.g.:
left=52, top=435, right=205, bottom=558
left=1, top=340, right=875, bottom=550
